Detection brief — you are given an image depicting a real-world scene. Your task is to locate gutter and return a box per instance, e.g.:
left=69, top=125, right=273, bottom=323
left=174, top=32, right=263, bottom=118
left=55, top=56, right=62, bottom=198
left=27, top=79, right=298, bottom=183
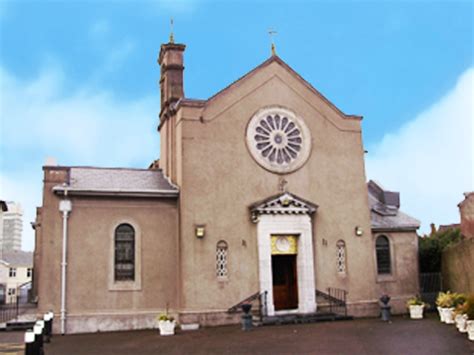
left=52, top=187, right=179, bottom=198
left=59, top=187, right=72, bottom=335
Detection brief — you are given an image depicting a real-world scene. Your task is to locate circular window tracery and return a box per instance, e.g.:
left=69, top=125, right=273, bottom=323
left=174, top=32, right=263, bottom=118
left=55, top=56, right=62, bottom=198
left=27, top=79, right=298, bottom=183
left=246, top=107, right=311, bottom=174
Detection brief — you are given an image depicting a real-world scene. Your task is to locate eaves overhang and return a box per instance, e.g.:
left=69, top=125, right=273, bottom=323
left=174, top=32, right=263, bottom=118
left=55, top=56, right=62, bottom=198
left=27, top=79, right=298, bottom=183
left=52, top=186, right=179, bottom=199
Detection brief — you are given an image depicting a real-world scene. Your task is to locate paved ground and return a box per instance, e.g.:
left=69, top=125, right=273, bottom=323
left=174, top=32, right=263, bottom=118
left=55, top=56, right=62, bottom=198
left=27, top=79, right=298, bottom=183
left=1, top=314, right=473, bottom=354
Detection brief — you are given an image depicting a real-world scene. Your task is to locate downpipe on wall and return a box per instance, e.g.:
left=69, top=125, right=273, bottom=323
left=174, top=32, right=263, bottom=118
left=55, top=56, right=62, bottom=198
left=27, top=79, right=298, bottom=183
left=59, top=188, right=72, bottom=335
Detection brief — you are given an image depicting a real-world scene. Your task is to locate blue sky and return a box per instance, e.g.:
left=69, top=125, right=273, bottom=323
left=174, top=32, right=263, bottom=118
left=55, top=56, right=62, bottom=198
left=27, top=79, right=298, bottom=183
left=0, top=0, right=473, bottom=251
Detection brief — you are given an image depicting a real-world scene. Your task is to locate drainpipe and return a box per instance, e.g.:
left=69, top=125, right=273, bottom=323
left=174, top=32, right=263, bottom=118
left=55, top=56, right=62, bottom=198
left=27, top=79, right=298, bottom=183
left=59, top=188, right=72, bottom=335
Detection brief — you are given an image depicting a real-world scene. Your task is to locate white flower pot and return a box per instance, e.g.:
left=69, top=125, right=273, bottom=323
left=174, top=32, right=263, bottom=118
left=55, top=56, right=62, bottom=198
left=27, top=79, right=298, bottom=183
left=437, top=307, right=445, bottom=322
left=442, top=308, right=455, bottom=324
left=158, top=320, right=176, bottom=336
left=457, top=314, right=468, bottom=333
left=409, top=305, right=424, bottom=319
left=467, top=320, right=474, bottom=341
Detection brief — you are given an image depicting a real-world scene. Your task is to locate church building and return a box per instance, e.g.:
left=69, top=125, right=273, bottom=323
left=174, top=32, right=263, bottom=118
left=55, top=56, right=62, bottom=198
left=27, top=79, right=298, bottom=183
left=33, top=38, right=420, bottom=334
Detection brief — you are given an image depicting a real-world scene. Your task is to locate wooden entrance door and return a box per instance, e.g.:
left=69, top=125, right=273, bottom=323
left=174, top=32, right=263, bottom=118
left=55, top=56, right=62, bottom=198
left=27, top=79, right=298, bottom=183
left=272, top=255, right=298, bottom=310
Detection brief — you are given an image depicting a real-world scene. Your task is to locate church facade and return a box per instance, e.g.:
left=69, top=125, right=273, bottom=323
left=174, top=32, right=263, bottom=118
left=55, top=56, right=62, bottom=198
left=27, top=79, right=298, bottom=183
left=33, top=40, right=420, bottom=334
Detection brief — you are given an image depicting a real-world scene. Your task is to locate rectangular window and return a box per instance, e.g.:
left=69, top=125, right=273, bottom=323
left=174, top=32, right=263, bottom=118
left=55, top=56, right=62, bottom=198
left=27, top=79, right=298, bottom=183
left=9, top=268, right=16, bottom=278
left=8, top=288, right=15, bottom=296
left=27, top=268, right=32, bottom=278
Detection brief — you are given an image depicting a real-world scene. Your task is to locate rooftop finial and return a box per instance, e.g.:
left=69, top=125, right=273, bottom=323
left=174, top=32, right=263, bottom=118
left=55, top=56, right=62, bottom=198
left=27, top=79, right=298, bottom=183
left=169, top=18, right=175, bottom=43
left=268, top=28, right=277, bottom=56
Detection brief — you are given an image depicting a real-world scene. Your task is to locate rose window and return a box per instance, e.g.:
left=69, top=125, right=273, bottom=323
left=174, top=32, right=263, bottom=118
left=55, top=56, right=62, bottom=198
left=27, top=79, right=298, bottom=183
left=246, top=107, right=311, bottom=173
left=254, top=114, right=302, bottom=165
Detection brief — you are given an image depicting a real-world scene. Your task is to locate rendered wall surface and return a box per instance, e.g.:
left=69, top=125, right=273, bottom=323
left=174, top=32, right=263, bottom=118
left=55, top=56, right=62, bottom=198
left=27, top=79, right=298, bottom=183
left=175, top=60, right=378, bottom=312
left=442, top=238, right=474, bottom=294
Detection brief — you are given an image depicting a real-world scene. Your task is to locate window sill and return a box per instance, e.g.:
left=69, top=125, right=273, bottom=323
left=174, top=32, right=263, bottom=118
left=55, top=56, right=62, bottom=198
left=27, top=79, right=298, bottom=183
left=108, top=281, right=142, bottom=292
left=376, top=274, right=396, bottom=283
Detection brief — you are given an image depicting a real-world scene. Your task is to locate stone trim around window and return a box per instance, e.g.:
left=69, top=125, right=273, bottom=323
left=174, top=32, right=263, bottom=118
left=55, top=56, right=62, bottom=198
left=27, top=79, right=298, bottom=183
left=373, top=233, right=397, bottom=283
left=108, top=219, right=142, bottom=292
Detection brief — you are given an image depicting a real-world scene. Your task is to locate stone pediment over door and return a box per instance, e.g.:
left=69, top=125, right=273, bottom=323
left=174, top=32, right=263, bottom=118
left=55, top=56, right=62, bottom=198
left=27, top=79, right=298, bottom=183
left=250, top=192, right=318, bottom=221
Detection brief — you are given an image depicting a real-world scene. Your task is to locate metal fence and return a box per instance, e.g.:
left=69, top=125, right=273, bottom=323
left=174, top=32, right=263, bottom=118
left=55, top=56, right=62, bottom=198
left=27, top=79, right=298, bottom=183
left=420, top=272, right=443, bottom=309
left=0, top=296, right=36, bottom=324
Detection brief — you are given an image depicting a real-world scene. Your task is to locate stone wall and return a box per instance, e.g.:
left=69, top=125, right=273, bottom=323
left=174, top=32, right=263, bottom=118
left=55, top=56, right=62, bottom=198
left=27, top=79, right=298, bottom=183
left=441, top=238, right=474, bottom=293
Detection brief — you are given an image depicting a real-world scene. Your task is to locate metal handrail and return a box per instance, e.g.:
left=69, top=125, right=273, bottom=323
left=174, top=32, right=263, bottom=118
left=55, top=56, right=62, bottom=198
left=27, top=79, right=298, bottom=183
left=316, top=287, right=348, bottom=316
left=227, top=291, right=268, bottom=321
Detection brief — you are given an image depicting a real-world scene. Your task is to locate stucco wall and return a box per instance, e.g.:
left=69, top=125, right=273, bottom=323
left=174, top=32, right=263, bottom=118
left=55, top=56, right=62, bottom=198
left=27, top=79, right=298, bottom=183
left=442, top=238, right=474, bottom=294
left=36, top=167, right=180, bottom=333
left=175, top=60, right=378, bottom=312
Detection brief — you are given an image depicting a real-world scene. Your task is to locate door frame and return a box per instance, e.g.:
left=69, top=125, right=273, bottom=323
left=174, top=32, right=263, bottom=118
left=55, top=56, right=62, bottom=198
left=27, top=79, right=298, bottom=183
left=257, top=214, right=316, bottom=316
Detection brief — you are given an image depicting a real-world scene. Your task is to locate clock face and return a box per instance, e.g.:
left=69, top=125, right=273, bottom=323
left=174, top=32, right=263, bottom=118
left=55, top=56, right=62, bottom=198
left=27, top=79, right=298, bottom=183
left=275, top=237, right=291, bottom=253
left=246, top=107, right=311, bottom=174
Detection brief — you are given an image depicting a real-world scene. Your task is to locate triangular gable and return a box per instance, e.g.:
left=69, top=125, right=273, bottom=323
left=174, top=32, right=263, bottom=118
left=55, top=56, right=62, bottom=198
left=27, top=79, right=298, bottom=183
left=202, top=55, right=361, bottom=121
left=250, top=192, right=318, bottom=216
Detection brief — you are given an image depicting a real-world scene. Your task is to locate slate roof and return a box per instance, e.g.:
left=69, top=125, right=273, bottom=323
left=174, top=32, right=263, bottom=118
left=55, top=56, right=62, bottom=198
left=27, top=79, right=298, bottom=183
left=52, top=167, right=179, bottom=198
left=1, top=251, right=33, bottom=267
left=368, top=180, right=420, bottom=232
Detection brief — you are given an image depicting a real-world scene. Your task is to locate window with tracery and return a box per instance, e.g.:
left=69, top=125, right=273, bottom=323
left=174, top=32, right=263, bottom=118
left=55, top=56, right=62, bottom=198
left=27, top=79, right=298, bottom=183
left=216, top=240, right=228, bottom=278
left=246, top=107, right=311, bottom=174
left=376, top=235, right=391, bottom=275
left=336, top=240, right=346, bottom=273
left=114, top=224, right=135, bottom=281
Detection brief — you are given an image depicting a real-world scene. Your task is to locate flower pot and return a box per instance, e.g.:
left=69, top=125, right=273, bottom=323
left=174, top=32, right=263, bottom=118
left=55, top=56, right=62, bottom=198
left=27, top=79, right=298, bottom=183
left=158, top=320, right=176, bottom=336
left=409, top=305, right=424, bottom=319
left=442, top=308, right=455, bottom=324
left=437, top=307, right=445, bottom=322
left=467, top=320, right=474, bottom=341
left=456, top=314, right=468, bottom=333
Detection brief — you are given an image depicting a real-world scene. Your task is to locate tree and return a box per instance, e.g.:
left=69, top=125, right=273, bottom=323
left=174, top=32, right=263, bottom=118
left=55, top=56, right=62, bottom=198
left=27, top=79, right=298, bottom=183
left=419, top=227, right=462, bottom=273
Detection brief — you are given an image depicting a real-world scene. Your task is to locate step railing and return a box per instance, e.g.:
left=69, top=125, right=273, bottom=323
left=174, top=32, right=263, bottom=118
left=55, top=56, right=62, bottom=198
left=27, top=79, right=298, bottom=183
left=316, top=287, right=348, bottom=316
left=227, top=291, right=268, bottom=322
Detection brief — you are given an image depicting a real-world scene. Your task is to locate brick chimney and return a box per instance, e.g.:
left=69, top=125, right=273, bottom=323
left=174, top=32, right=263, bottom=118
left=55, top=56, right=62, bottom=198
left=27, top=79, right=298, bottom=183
left=158, top=42, right=186, bottom=118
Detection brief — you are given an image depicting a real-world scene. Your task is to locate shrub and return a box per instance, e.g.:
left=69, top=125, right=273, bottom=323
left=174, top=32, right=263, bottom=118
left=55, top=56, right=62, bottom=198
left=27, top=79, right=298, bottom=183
left=407, top=295, right=425, bottom=307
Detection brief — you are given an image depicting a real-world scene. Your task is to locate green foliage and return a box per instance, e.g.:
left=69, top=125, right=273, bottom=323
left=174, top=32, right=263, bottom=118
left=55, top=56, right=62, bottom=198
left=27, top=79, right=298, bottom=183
left=158, top=314, right=175, bottom=322
left=418, top=227, right=462, bottom=272
left=407, top=295, right=425, bottom=307
left=436, top=291, right=453, bottom=308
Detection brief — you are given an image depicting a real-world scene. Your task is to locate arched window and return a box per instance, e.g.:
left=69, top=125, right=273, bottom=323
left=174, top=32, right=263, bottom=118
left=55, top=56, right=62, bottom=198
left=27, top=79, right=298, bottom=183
left=336, top=240, right=346, bottom=273
left=216, top=241, right=228, bottom=278
left=114, top=224, right=135, bottom=281
left=376, top=235, right=391, bottom=274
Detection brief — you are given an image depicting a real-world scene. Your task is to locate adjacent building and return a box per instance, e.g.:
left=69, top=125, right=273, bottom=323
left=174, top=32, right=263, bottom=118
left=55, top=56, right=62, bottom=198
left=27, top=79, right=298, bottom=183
left=0, top=251, right=33, bottom=304
left=0, top=201, right=23, bottom=253
left=34, top=39, right=420, bottom=334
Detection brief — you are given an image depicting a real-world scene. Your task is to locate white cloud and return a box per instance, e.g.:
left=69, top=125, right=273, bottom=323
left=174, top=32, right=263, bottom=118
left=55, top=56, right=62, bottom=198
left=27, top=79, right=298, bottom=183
left=366, top=67, right=474, bottom=234
left=0, top=66, right=160, bottom=251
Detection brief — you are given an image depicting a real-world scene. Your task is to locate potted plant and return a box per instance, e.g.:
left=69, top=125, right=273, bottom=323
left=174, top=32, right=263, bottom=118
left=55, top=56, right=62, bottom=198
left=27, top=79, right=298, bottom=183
left=407, top=295, right=425, bottom=319
left=436, top=291, right=455, bottom=324
left=466, top=294, right=474, bottom=341
left=157, top=313, right=176, bottom=336
left=454, top=300, right=468, bottom=333
left=436, top=292, right=450, bottom=322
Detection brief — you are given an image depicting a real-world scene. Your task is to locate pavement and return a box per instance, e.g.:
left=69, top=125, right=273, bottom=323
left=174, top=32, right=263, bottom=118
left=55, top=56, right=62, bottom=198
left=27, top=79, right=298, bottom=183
left=1, top=313, right=473, bottom=354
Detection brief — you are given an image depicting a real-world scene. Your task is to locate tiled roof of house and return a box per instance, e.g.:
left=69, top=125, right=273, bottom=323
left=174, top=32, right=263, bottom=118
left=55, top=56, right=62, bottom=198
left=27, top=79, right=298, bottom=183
left=368, top=180, right=420, bottom=232
left=53, top=167, right=179, bottom=198
left=1, top=251, right=33, bottom=267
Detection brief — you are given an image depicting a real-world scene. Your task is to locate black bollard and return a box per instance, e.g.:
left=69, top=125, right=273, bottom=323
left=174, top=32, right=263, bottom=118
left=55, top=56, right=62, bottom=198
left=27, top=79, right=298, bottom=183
left=24, top=330, right=36, bottom=355
left=43, top=313, right=52, bottom=343
left=34, top=322, right=44, bottom=355
left=49, top=311, right=54, bottom=340
left=241, top=303, right=253, bottom=331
